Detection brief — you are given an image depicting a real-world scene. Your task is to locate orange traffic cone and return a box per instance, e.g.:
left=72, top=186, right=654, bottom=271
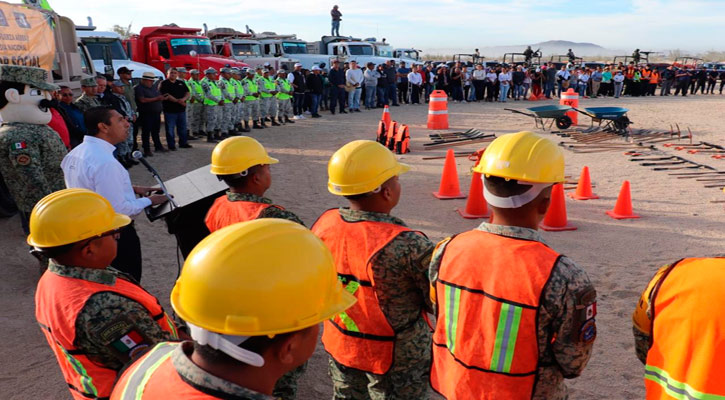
left=540, top=183, right=577, bottom=231
left=381, top=105, right=391, bottom=127
left=457, top=172, right=490, bottom=219
left=529, top=92, right=538, bottom=101
left=568, top=166, right=599, bottom=200
left=606, top=181, right=640, bottom=219
left=433, top=149, right=466, bottom=199
left=427, top=90, right=449, bottom=130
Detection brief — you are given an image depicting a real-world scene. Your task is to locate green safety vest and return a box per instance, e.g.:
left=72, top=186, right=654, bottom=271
left=222, top=78, right=235, bottom=104
left=188, top=79, right=203, bottom=103
left=201, top=78, right=222, bottom=106
left=276, top=79, right=292, bottom=100
left=232, top=79, right=244, bottom=98
left=260, top=77, right=275, bottom=98
left=243, top=79, right=259, bottom=101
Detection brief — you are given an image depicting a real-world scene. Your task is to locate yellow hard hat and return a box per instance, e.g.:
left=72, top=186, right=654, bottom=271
left=473, top=131, right=564, bottom=183
left=171, top=219, right=356, bottom=336
left=327, top=140, right=410, bottom=196
left=209, top=137, right=279, bottom=175
left=27, top=188, right=131, bottom=248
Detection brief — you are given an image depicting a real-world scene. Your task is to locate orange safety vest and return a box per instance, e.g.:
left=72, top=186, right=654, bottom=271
left=35, top=269, right=178, bottom=400
left=112, top=342, right=217, bottom=399
left=311, top=209, right=418, bottom=374
left=431, top=230, right=560, bottom=399
left=642, top=70, right=652, bottom=80
left=205, top=195, right=281, bottom=232
left=645, top=257, right=725, bottom=400
left=626, top=67, right=635, bottom=79
left=650, top=72, right=660, bottom=84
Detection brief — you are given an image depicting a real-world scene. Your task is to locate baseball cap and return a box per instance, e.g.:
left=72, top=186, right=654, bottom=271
left=117, top=66, right=133, bottom=75
left=294, top=63, right=302, bottom=68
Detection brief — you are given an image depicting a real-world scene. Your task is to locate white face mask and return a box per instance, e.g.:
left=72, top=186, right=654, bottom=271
left=482, top=176, right=552, bottom=209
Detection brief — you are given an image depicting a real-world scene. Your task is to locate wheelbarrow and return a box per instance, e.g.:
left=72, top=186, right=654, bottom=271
left=573, top=107, right=632, bottom=134
left=505, top=105, right=573, bottom=131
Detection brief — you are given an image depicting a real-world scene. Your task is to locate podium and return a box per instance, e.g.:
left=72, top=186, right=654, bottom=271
left=147, top=164, right=227, bottom=258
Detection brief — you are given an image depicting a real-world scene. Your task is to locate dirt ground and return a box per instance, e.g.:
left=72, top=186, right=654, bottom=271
left=3, top=94, right=725, bottom=399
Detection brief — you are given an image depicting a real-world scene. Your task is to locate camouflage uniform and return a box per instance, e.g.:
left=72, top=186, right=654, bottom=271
left=212, top=191, right=305, bottom=399
left=231, top=74, right=245, bottom=130
left=325, top=208, right=434, bottom=400
left=429, top=222, right=596, bottom=400
left=186, top=78, right=204, bottom=135
left=74, top=93, right=101, bottom=113
left=242, top=77, right=261, bottom=123
left=275, top=77, right=293, bottom=120
left=0, top=122, right=66, bottom=213
left=170, top=341, right=275, bottom=399
left=201, top=77, right=221, bottom=133
left=47, top=261, right=176, bottom=370
left=256, top=75, right=272, bottom=120
left=112, top=92, right=135, bottom=159
left=217, top=76, right=233, bottom=135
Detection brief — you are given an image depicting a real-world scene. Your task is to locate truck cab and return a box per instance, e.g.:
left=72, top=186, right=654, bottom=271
left=76, top=29, right=164, bottom=82
left=394, top=48, right=422, bottom=65
left=315, top=36, right=388, bottom=67
left=252, top=32, right=332, bottom=70
left=208, top=28, right=297, bottom=71
left=125, top=26, right=247, bottom=76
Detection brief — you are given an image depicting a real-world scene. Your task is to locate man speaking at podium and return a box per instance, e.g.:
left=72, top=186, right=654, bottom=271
left=61, top=107, right=167, bottom=283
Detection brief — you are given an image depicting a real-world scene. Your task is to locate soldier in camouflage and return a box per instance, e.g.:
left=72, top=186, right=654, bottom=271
left=175, top=67, right=196, bottom=141
left=186, top=69, right=204, bottom=139
left=257, top=68, right=280, bottom=126
left=275, top=69, right=295, bottom=125
left=242, top=69, right=263, bottom=130
left=0, top=65, right=66, bottom=234
left=311, top=140, right=434, bottom=400
left=74, top=77, right=102, bottom=112
left=200, top=68, right=222, bottom=142
left=231, top=68, right=249, bottom=133
left=217, top=67, right=235, bottom=137
left=110, top=80, right=136, bottom=164
left=428, top=132, right=596, bottom=400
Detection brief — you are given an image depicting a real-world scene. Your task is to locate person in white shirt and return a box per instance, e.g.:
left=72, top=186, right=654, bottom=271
left=578, top=69, right=590, bottom=97
left=613, top=70, right=625, bottom=98
left=345, top=60, right=364, bottom=112
left=61, top=107, right=167, bottom=282
left=407, top=65, right=423, bottom=104
left=498, top=67, right=512, bottom=102
left=485, top=68, right=498, bottom=102
left=472, top=64, right=486, bottom=101
left=556, top=67, right=571, bottom=97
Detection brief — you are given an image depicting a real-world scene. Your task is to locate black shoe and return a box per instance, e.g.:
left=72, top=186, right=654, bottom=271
left=330, top=110, right=335, bottom=115
left=259, top=119, right=267, bottom=128
left=392, top=104, right=400, bottom=106
left=187, top=134, right=199, bottom=141
left=253, top=122, right=263, bottom=129
left=169, top=147, right=177, bottom=151
left=180, top=144, right=192, bottom=148
left=340, top=110, right=348, bottom=114
left=143, top=150, right=153, bottom=157
left=206, top=133, right=217, bottom=143
left=155, top=147, right=168, bottom=153
left=285, top=116, right=295, bottom=124
left=312, top=114, right=321, bottom=118
left=271, top=119, right=281, bottom=125
left=354, top=109, right=361, bottom=112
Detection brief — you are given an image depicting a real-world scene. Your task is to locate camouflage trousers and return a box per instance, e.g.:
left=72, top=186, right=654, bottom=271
left=245, top=99, right=260, bottom=121
left=187, top=102, right=203, bottom=133
left=220, top=103, right=233, bottom=134
left=259, top=96, right=273, bottom=118
left=114, top=123, right=133, bottom=158
left=277, top=98, right=292, bottom=119
left=238, top=101, right=248, bottom=124
left=273, top=361, right=307, bottom=400
left=234, top=101, right=243, bottom=126
left=203, top=105, right=219, bottom=132
left=328, top=318, right=431, bottom=400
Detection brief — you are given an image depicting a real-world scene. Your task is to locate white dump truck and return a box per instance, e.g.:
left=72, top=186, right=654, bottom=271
left=207, top=28, right=297, bottom=71
left=75, top=27, right=164, bottom=81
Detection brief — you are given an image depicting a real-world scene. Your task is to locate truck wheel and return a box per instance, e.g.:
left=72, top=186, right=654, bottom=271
left=556, top=115, right=572, bottom=130
left=0, top=173, right=18, bottom=218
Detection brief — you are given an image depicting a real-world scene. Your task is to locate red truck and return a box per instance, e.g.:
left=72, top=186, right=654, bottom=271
left=124, top=26, right=247, bottom=74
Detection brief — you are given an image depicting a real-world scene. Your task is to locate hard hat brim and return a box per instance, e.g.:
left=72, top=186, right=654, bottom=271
left=27, top=213, right=131, bottom=248
left=209, top=156, right=279, bottom=175
left=327, top=162, right=410, bottom=196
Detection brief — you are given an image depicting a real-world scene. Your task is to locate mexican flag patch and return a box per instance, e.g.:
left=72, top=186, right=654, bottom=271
left=111, top=330, right=144, bottom=353
left=11, top=141, right=26, bottom=150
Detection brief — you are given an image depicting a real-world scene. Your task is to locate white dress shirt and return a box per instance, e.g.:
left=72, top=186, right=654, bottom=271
left=62, top=135, right=151, bottom=216
left=287, top=72, right=295, bottom=83
left=345, top=68, right=364, bottom=86
left=407, top=71, right=422, bottom=85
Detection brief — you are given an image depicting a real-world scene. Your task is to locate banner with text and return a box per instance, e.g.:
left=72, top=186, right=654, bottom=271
left=0, top=2, right=55, bottom=71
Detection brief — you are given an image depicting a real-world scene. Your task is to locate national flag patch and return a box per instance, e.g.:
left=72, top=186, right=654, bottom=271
left=111, top=330, right=144, bottom=353
left=586, top=302, right=597, bottom=320
left=11, top=141, right=26, bottom=150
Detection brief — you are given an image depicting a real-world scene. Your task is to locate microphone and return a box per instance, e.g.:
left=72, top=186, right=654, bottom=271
left=132, top=150, right=160, bottom=177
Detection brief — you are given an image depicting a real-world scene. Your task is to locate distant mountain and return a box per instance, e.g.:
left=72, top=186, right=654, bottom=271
left=424, top=40, right=622, bottom=61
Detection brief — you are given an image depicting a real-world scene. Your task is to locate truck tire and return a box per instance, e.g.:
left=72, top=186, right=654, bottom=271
left=0, top=173, right=18, bottom=218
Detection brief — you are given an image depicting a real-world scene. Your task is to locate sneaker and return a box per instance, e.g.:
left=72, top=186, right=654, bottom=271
left=298, top=114, right=306, bottom=119
left=304, top=110, right=311, bottom=115
left=292, top=115, right=301, bottom=120
left=180, top=144, right=192, bottom=148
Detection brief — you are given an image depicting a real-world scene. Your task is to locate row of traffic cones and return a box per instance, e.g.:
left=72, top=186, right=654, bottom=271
left=432, top=151, right=640, bottom=230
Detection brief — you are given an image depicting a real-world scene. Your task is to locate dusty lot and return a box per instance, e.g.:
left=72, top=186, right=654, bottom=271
left=3, top=94, right=725, bottom=399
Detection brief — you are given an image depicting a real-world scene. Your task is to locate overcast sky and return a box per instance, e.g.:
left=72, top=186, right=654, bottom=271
left=53, top=0, right=724, bottom=54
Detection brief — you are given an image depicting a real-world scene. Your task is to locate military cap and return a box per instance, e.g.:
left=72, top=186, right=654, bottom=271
left=277, top=69, right=287, bottom=74
left=220, top=67, right=232, bottom=74
left=0, top=65, right=58, bottom=91
left=80, top=77, right=98, bottom=87
left=245, top=68, right=255, bottom=74
left=205, top=68, right=217, bottom=74
left=189, top=69, right=200, bottom=75
left=176, top=67, right=188, bottom=73
left=111, top=80, right=125, bottom=87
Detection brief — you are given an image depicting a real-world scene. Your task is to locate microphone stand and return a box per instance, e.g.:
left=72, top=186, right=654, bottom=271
left=131, top=151, right=179, bottom=213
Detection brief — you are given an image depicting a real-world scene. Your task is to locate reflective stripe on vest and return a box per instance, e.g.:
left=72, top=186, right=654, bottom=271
left=188, top=80, right=203, bottom=102
left=260, top=77, right=275, bottom=98
left=201, top=78, right=221, bottom=106
left=222, top=79, right=235, bottom=104
left=645, top=258, right=725, bottom=400
left=244, top=79, right=259, bottom=101
left=431, top=230, right=559, bottom=399
left=312, top=209, right=421, bottom=374
left=205, top=195, right=276, bottom=233
left=35, top=269, right=178, bottom=400
left=276, top=79, right=291, bottom=100
left=116, top=342, right=176, bottom=400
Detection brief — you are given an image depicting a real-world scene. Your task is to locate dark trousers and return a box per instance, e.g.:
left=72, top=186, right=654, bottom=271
left=111, top=223, right=143, bottom=282
left=140, top=111, right=163, bottom=151
left=409, top=84, right=421, bottom=104
left=331, top=86, right=347, bottom=112
left=473, top=80, right=484, bottom=101
left=293, top=92, right=305, bottom=115
left=674, top=81, right=689, bottom=96
left=164, top=111, right=188, bottom=149
left=397, top=81, right=408, bottom=103
left=387, top=84, right=398, bottom=105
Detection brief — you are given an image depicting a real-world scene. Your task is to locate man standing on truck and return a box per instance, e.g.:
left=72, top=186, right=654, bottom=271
left=331, top=5, right=342, bottom=36
left=201, top=68, right=222, bottom=143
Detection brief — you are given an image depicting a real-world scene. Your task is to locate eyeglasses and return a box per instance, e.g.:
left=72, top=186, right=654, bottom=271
left=75, top=228, right=122, bottom=249
left=61, top=93, right=73, bottom=97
